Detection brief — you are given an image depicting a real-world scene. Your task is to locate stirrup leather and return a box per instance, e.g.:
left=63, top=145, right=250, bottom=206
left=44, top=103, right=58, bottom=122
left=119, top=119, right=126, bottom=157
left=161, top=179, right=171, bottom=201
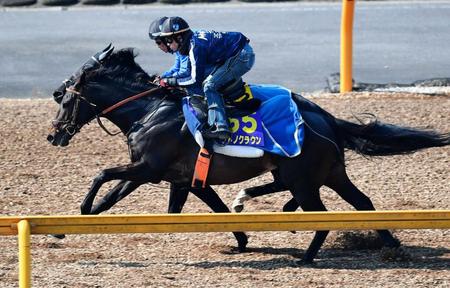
left=192, top=147, right=212, bottom=188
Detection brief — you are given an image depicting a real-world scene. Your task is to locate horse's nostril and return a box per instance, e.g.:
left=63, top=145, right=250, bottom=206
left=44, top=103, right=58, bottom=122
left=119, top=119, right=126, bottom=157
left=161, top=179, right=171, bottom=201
left=52, top=90, right=65, bottom=104
left=53, top=91, right=63, bottom=98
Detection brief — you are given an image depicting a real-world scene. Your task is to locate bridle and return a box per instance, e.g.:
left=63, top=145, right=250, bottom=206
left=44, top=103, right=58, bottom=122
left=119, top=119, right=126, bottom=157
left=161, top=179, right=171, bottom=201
left=51, top=86, right=94, bottom=136
left=51, top=44, right=175, bottom=137
left=54, top=85, right=163, bottom=137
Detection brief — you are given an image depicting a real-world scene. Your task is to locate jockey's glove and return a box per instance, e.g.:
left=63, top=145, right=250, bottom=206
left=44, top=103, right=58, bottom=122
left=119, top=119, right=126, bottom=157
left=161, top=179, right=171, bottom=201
left=151, top=75, right=161, bottom=84
left=160, top=77, right=178, bottom=87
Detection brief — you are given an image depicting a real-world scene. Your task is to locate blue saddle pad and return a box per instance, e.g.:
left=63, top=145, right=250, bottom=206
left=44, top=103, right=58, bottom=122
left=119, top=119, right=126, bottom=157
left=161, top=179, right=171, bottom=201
left=182, top=84, right=304, bottom=158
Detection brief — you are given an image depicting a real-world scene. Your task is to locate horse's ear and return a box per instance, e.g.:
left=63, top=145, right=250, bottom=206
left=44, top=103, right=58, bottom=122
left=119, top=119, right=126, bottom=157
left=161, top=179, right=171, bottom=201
left=98, top=44, right=114, bottom=62
left=102, top=43, right=112, bottom=52
left=91, top=44, right=115, bottom=64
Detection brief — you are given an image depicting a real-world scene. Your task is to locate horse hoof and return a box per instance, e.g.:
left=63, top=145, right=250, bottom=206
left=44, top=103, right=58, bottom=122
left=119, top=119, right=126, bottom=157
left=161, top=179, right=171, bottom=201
left=238, top=245, right=247, bottom=253
left=233, top=204, right=244, bottom=213
left=290, top=230, right=297, bottom=234
left=50, top=234, right=66, bottom=239
left=233, top=231, right=248, bottom=252
left=232, top=190, right=251, bottom=213
left=238, top=238, right=248, bottom=252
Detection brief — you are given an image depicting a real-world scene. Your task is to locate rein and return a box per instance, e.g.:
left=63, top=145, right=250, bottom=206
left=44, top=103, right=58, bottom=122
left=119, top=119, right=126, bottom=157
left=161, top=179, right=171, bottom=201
left=64, top=86, right=163, bottom=136
left=99, top=86, right=161, bottom=116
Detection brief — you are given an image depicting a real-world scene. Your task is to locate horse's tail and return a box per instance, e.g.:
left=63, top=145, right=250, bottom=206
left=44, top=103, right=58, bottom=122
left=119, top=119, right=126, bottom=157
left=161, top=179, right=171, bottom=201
left=335, top=116, right=450, bottom=156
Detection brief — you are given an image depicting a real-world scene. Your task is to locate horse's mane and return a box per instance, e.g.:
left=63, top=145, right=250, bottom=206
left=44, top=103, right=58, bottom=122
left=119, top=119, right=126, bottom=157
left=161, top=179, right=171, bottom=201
left=86, top=48, right=153, bottom=91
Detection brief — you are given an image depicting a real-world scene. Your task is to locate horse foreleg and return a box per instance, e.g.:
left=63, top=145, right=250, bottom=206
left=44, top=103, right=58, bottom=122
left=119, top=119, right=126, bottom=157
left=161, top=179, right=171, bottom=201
left=51, top=181, right=141, bottom=240
left=81, top=160, right=155, bottom=214
left=89, top=180, right=143, bottom=215
left=190, top=186, right=248, bottom=252
left=167, top=184, right=190, bottom=213
left=283, top=198, right=300, bottom=212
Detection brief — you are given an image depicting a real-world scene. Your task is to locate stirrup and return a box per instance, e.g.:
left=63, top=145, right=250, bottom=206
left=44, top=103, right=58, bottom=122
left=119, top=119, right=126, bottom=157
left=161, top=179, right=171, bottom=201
left=201, top=125, right=231, bottom=141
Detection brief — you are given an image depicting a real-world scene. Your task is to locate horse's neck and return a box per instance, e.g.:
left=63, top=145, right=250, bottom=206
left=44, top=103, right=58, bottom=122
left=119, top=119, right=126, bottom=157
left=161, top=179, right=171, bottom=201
left=98, top=85, right=157, bottom=134
left=104, top=92, right=180, bottom=135
left=104, top=105, right=148, bottom=134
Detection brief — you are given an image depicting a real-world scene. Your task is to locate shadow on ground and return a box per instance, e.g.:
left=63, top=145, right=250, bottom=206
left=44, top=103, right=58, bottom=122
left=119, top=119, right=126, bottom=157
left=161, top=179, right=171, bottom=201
left=181, top=245, right=450, bottom=270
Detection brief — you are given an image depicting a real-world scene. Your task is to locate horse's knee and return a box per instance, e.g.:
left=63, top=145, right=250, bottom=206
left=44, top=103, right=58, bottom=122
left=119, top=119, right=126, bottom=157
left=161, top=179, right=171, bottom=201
left=93, top=171, right=107, bottom=184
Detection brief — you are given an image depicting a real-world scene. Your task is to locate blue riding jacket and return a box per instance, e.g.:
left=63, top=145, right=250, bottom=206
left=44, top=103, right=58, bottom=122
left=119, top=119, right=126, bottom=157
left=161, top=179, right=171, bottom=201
left=177, top=30, right=249, bottom=87
left=161, top=52, right=191, bottom=80
left=162, top=51, right=204, bottom=95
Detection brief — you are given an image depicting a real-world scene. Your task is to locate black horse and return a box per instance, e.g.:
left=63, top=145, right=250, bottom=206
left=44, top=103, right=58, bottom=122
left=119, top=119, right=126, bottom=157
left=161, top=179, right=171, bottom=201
left=48, top=46, right=449, bottom=264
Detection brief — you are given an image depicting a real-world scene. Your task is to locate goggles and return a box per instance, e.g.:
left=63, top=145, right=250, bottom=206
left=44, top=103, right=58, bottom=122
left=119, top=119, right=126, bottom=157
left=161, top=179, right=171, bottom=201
left=165, top=37, right=174, bottom=44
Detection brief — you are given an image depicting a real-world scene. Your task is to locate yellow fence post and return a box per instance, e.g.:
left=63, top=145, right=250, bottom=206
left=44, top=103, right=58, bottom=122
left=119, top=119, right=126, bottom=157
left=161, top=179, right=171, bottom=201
left=340, top=0, right=355, bottom=93
left=18, top=220, right=31, bottom=288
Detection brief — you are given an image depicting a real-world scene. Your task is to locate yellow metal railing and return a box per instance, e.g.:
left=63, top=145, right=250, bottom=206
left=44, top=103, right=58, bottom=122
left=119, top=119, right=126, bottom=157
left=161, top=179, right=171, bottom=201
left=340, top=0, right=355, bottom=93
left=17, top=220, right=31, bottom=288
left=1, top=210, right=450, bottom=287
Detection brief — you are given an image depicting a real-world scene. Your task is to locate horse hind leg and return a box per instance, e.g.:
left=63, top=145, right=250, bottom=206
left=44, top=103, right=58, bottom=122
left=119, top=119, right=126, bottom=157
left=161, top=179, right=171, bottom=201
left=288, top=182, right=329, bottom=264
left=325, top=164, right=400, bottom=248
left=232, top=170, right=286, bottom=212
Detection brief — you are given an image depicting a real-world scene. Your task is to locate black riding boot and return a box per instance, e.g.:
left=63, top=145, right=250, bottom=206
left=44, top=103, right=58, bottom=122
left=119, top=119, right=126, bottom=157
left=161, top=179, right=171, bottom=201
left=203, top=92, right=231, bottom=141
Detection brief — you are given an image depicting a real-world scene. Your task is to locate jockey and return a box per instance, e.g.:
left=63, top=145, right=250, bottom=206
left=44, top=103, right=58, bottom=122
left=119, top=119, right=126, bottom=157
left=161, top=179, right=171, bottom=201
left=148, top=16, right=170, bottom=54
left=149, top=17, right=204, bottom=95
left=160, top=16, right=255, bottom=141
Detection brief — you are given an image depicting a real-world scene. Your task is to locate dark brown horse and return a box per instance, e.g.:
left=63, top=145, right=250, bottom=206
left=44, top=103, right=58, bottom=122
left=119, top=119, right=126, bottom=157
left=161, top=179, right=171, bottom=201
left=48, top=46, right=449, bottom=264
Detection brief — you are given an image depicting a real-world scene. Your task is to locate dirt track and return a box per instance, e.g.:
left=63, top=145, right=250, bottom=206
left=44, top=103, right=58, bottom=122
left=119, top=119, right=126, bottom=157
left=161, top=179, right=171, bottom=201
left=0, top=92, right=449, bottom=287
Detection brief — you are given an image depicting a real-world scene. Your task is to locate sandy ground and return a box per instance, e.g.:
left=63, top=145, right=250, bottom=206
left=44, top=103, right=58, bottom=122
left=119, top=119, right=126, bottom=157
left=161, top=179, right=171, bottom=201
left=0, top=92, right=449, bottom=287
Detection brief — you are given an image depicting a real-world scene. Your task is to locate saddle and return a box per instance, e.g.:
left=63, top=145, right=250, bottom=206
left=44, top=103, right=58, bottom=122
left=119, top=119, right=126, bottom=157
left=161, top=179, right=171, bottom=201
left=189, top=79, right=261, bottom=123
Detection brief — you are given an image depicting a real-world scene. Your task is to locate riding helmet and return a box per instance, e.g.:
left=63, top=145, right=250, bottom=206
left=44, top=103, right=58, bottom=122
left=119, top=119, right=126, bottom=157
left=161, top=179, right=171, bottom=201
left=160, top=16, right=190, bottom=37
left=148, top=16, right=168, bottom=40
